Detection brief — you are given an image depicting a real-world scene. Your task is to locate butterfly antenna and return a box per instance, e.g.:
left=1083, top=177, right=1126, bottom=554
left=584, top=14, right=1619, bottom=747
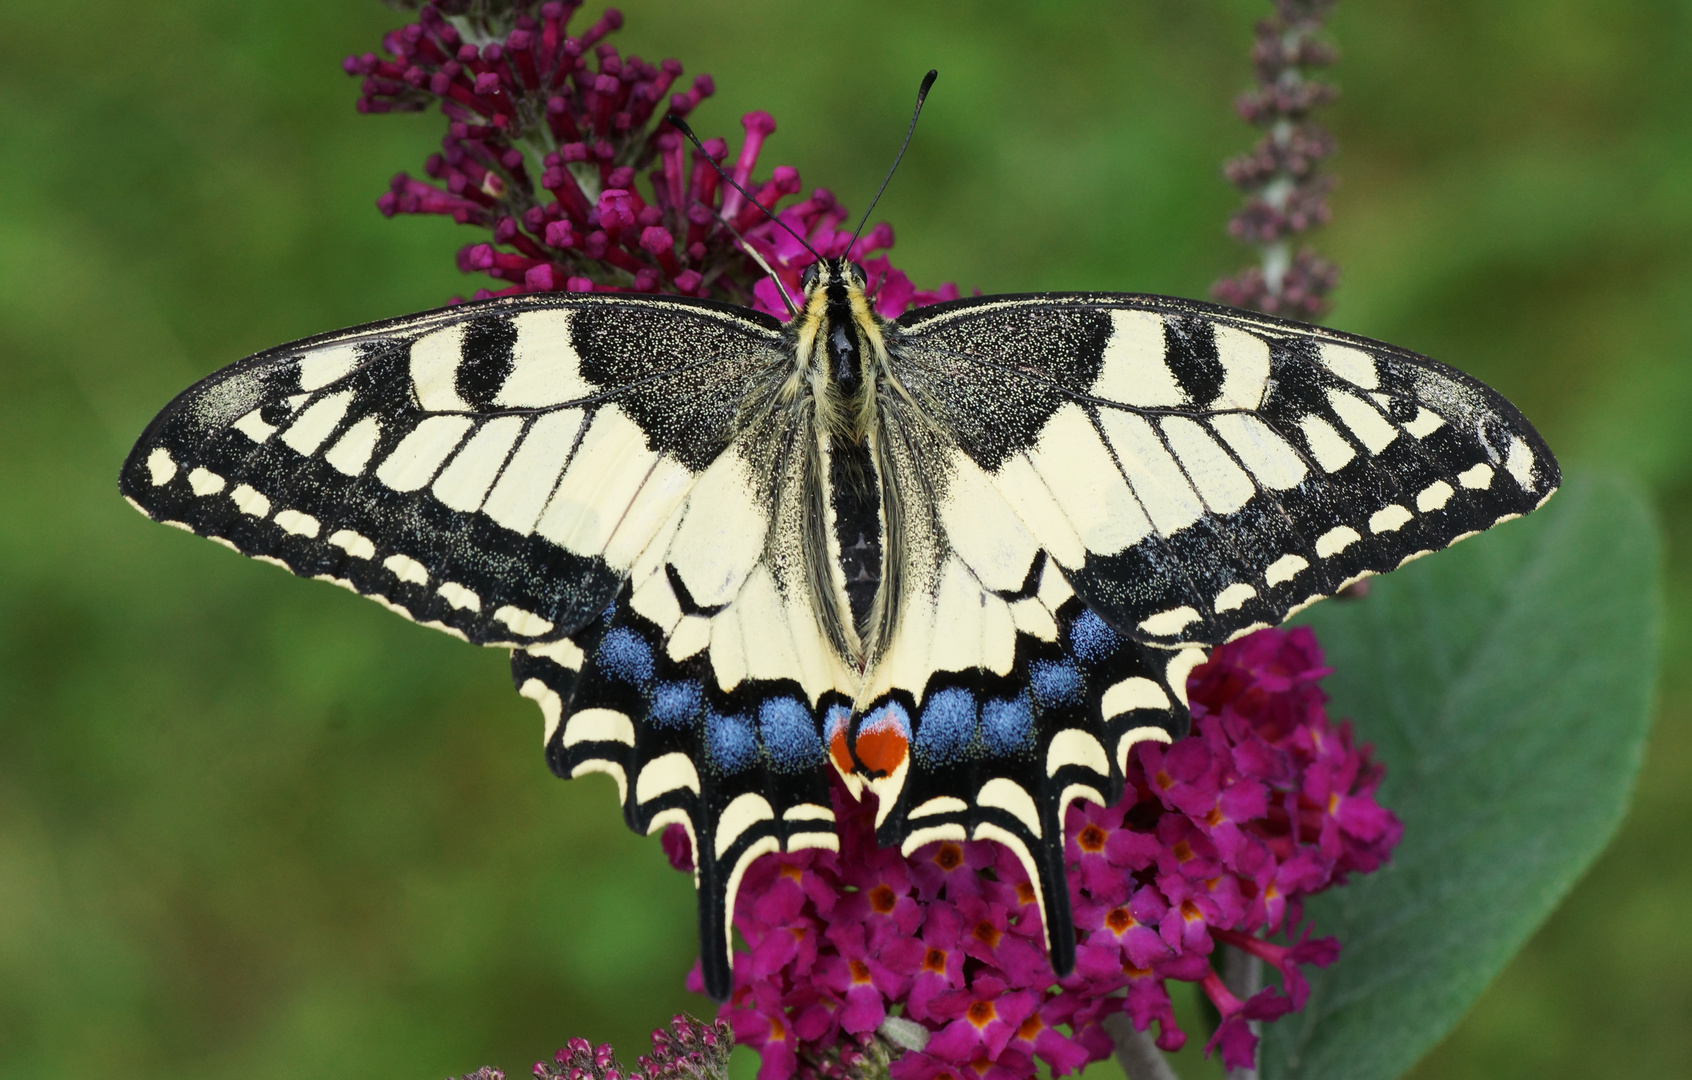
left=713, top=210, right=798, bottom=316
left=850, top=69, right=938, bottom=248
left=665, top=114, right=824, bottom=271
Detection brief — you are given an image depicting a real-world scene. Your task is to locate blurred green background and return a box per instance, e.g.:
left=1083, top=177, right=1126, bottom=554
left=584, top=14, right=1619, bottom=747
left=1, top=0, right=1686, bottom=1077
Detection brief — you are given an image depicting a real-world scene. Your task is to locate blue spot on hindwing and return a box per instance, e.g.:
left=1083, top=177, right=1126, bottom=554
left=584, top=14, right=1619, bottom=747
left=650, top=680, right=701, bottom=728
left=597, top=627, right=654, bottom=685
left=983, top=695, right=1034, bottom=754
left=759, top=697, right=823, bottom=772
left=1030, top=658, right=1083, bottom=705
left=916, top=687, right=977, bottom=764
left=707, top=707, right=757, bottom=772
left=1069, top=608, right=1120, bottom=663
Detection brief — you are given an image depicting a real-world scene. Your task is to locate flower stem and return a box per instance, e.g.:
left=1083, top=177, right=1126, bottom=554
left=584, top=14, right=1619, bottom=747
left=1222, top=944, right=1265, bottom=1080
left=1103, top=1012, right=1181, bottom=1080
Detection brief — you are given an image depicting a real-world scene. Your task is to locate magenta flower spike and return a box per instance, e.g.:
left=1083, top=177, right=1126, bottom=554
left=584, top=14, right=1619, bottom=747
left=1212, top=0, right=1343, bottom=316
left=684, top=628, right=1401, bottom=1079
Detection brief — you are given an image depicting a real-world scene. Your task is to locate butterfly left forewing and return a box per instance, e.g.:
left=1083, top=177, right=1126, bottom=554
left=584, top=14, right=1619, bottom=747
left=121, top=294, right=790, bottom=645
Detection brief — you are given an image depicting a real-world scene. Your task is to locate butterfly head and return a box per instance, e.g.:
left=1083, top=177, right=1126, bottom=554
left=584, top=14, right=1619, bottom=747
left=799, top=258, right=869, bottom=303
left=794, top=259, right=885, bottom=432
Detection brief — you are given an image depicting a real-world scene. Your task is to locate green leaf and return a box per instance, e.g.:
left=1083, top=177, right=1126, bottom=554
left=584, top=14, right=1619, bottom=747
left=1261, top=471, right=1662, bottom=1080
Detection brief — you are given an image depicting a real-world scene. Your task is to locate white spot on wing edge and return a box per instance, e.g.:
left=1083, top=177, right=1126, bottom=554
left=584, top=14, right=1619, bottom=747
left=436, top=581, right=480, bottom=611
left=495, top=605, right=555, bottom=637
left=1137, top=606, right=1201, bottom=637
left=900, top=823, right=969, bottom=855
left=274, top=509, right=320, bottom=538
left=646, top=807, right=698, bottom=886
left=1115, top=726, right=1173, bottom=778
left=571, top=758, right=628, bottom=806
left=1046, top=729, right=1110, bottom=778
left=783, top=803, right=834, bottom=822
left=187, top=467, right=226, bottom=496
left=562, top=707, right=636, bottom=748
left=1056, top=783, right=1107, bottom=832
left=518, top=676, right=563, bottom=742
left=714, top=792, right=776, bottom=860
left=972, top=778, right=1043, bottom=839
left=145, top=448, right=177, bottom=486
left=970, top=822, right=1052, bottom=953
left=1458, top=463, right=1494, bottom=489
left=787, top=832, right=839, bottom=854
left=328, top=529, right=376, bottom=560
left=1505, top=437, right=1537, bottom=489
left=1314, top=525, right=1361, bottom=558
left=1264, top=553, right=1309, bottom=587
left=635, top=751, right=701, bottom=803
left=718, top=836, right=781, bottom=977
left=1214, top=582, right=1257, bottom=613
left=524, top=636, right=584, bottom=670
left=908, top=795, right=969, bottom=820
left=1417, top=480, right=1455, bottom=512
left=1101, top=677, right=1169, bottom=720
left=1368, top=504, right=1413, bottom=534
left=230, top=484, right=270, bottom=518
left=1165, top=647, right=1208, bottom=711
left=382, top=553, right=429, bottom=586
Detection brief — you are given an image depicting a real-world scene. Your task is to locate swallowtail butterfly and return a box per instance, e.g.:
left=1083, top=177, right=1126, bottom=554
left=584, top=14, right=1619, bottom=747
left=120, top=241, right=1557, bottom=1003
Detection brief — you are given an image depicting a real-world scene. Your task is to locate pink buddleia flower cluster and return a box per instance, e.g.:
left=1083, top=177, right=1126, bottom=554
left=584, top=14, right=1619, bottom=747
left=1212, top=0, right=1342, bottom=317
left=345, top=1, right=956, bottom=314
left=671, top=627, right=1401, bottom=1077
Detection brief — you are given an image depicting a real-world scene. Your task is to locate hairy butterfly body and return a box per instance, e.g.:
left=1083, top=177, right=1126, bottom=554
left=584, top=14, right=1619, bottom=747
left=122, top=259, right=1557, bottom=999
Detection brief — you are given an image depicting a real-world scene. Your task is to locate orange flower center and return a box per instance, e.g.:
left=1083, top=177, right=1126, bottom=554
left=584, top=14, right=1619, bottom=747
left=934, top=842, right=963, bottom=870
left=968, top=1000, right=997, bottom=1027
left=780, top=864, right=804, bottom=882
left=1078, top=824, right=1107, bottom=852
left=1155, top=769, right=1175, bottom=790
left=850, top=959, right=872, bottom=984
left=1173, top=840, right=1194, bottom=862
left=1105, top=907, right=1134, bottom=933
left=1017, top=1014, right=1043, bottom=1040
left=1181, top=899, right=1202, bottom=921
left=1016, top=881, right=1035, bottom=906
left=923, top=947, right=948, bottom=972
left=973, top=921, right=1002, bottom=949
left=1204, top=806, right=1224, bottom=827
left=869, top=884, right=898, bottom=913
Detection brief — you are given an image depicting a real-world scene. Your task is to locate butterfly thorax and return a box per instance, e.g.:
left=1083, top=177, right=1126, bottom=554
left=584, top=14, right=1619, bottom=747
left=792, top=260, right=896, bottom=664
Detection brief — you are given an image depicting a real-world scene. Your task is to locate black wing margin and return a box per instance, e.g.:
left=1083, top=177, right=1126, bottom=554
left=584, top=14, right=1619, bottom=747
left=121, top=293, right=788, bottom=645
